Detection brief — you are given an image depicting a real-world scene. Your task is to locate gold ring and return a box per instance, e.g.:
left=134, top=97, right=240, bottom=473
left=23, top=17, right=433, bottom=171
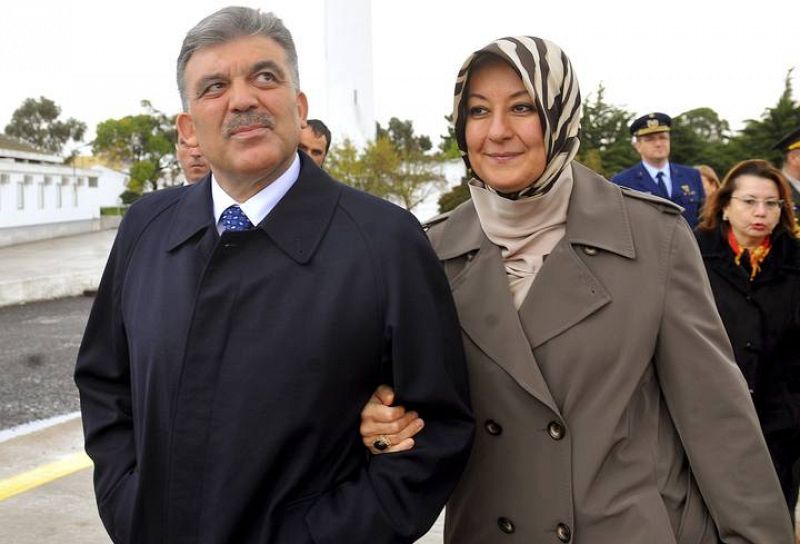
left=373, top=435, right=392, bottom=451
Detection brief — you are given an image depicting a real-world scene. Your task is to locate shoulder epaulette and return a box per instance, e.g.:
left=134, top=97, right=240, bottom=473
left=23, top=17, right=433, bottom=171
left=422, top=210, right=453, bottom=231
left=619, top=186, right=683, bottom=215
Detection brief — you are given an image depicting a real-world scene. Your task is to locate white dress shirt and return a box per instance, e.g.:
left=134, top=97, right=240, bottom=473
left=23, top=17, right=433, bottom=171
left=642, top=161, right=672, bottom=197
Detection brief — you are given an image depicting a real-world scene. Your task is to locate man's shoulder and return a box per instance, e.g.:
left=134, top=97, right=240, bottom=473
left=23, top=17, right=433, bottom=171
left=336, top=182, right=420, bottom=228
left=610, top=163, right=643, bottom=184
left=671, top=162, right=702, bottom=181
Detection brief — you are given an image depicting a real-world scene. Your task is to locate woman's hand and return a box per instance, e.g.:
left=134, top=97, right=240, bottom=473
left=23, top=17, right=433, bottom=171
left=360, top=385, right=424, bottom=454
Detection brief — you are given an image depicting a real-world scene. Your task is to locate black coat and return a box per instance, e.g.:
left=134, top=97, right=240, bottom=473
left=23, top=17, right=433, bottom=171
left=695, top=227, right=800, bottom=434
left=75, top=155, right=474, bottom=544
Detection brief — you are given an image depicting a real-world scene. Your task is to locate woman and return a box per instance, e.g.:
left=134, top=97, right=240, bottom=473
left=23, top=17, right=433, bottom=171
left=696, top=164, right=721, bottom=198
left=695, top=159, right=800, bottom=521
left=360, top=37, right=793, bottom=542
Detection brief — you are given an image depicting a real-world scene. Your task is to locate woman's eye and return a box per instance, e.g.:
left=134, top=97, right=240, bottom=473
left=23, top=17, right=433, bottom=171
left=468, top=106, right=488, bottom=117
left=512, top=103, right=535, bottom=114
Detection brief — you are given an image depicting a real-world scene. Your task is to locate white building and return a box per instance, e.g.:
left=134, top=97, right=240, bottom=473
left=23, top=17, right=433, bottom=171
left=0, top=135, right=124, bottom=247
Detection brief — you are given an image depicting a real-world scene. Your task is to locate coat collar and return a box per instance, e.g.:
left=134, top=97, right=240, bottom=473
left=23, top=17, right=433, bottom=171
left=431, top=162, right=633, bottom=412
left=432, top=162, right=635, bottom=260
left=166, top=154, right=342, bottom=264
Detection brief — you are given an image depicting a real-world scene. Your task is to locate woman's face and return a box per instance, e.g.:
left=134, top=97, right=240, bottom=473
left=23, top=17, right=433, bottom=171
left=722, top=174, right=782, bottom=248
left=465, top=59, right=547, bottom=193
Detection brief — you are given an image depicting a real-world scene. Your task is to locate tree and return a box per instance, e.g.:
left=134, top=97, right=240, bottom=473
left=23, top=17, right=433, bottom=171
left=575, top=84, right=638, bottom=178
left=4, top=96, right=86, bottom=154
left=437, top=114, right=462, bottom=160
left=326, top=118, right=446, bottom=212
left=671, top=107, right=738, bottom=176
left=733, top=69, right=800, bottom=167
left=93, top=101, right=176, bottom=194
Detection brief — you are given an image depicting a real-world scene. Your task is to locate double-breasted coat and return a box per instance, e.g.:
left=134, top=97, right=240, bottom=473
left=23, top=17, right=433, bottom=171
left=427, top=163, right=792, bottom=543
left=74, top=155, right=474, bottom=544
left=612, top=161, right=704, bottom=228
left=696, top=226, right=800, bottom=507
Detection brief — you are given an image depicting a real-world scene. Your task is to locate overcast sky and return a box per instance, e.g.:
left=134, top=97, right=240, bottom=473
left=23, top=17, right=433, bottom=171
left=1, top=0, right=798, bottom=150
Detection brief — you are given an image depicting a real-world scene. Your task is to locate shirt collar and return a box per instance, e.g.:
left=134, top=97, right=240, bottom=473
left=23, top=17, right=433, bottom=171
left=211, top=152, right=301, bottom=232
left=642, top=160, right=670, bottom=182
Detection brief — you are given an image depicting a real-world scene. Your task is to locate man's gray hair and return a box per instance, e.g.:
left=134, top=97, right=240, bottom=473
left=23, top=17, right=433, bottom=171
left=176, top=6, right=300, bottom=111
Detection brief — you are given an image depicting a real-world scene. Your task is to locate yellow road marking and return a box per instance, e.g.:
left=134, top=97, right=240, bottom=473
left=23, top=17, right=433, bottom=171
left=0, top=452, right=93, bottom=501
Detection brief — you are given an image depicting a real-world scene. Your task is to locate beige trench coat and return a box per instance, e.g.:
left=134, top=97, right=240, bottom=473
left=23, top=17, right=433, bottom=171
left=427, top=163, right=793, bottom=543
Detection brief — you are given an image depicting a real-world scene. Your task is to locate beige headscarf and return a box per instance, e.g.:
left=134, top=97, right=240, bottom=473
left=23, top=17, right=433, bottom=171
left=453, top=36, right=582, bottom=198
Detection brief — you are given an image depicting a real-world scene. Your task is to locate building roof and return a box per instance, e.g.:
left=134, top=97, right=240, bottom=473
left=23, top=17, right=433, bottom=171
left=0, top=134, right=63, bottom=164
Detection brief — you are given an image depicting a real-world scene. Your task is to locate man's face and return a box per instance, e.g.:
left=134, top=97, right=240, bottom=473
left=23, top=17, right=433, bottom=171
left=177, top=35, right=308, bottom=186
left=298, top=126, right=328, bottom=167
left=634, top=131, right=671, bottom=165
left=176, top=137, right=210, bottom=184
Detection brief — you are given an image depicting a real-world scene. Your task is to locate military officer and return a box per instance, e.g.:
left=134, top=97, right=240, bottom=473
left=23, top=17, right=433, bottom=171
left=774, top=127, right=800, bottom=216
left=612, top=112, right=704, bottom=228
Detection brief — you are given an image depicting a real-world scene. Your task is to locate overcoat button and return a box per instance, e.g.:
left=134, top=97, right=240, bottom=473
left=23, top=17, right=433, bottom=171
left=556, top=523, right=572, bottom=542
left=484, top=419, right=503, bottom=436
left=466, top=251, right=476, bottom=262
left=547, top=420, right=565, bottom=440
left=497, top=517, right=515, bottom=534
left=582, top=246, right=597, bottom=256
left=745, top=341, right=752, bottom=349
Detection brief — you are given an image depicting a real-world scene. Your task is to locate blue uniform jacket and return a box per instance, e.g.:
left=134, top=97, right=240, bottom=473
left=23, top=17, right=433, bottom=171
left=611, top=162, right=704, bottom=228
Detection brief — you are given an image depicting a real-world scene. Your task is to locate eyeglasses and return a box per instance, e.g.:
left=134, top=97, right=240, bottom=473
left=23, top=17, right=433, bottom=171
left=730, top=196, right=783, bottom=211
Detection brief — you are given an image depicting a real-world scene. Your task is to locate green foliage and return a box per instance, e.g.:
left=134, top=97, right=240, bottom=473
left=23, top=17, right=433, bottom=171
left=93, top=100, right=176, bottom=193
left=327, top=119, right=447, bottom=212
left=438, top=114, right=462, bottom=160
left=575, top=84, right=638, bottom=177
left=100, top=206, right=127, bottom=216
left=437, top=182, right=470, bottom=213
left=4, top=96, right=86, bottom=154
left=120, top=190, right=142, bottom=205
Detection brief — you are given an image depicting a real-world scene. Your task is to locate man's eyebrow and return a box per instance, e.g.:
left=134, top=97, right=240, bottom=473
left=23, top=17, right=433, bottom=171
left=252, top=60, right=286, bottom=81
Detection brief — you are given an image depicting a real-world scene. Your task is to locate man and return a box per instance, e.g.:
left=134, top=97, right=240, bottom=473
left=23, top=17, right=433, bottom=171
left=74, top=7, right=473, bottom=544
left=299, top=118, right=331, bottom=167
left=612, top=112, right=704, bottom=228
left=175, top=135, right=210, bottom=184
left=774, top=126, right=800, bottom=215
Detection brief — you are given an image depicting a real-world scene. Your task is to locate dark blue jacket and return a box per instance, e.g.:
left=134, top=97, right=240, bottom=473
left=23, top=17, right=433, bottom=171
left=611, top=162, right=704, bottom=228
left=75, top=154, right=474, bottom=544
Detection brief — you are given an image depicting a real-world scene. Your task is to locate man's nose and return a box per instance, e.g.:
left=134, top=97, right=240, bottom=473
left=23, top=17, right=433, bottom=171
left=229, top=79, right=258, bottom=112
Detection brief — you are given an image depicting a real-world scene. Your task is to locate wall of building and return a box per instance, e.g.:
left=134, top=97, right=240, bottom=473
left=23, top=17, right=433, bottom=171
left=0, top=160, right=101, bottom=247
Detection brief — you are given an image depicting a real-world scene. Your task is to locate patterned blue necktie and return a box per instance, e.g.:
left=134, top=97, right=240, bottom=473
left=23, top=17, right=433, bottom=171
left=219, top=205, right=254, bottom=232
left=655, top=171, right=670, bottom=198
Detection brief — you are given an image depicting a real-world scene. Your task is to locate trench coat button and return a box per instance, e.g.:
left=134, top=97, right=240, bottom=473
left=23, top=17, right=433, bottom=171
left=497, top=517, right=515, bottom=534
left=556, top=523, right=572, bottom=542
left=582, top=246, right=598, bottom=256
left=745, top=341, right=752, bottom=349
left=466, top=251, right=476, bottom=262
left=484, top=419, right=502, bottom=436
left=547, top=420, right=565, bottom=440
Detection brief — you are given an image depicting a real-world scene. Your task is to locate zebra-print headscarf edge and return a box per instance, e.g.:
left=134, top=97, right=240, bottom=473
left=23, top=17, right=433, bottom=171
left=453, top=36, right=582, bottom=198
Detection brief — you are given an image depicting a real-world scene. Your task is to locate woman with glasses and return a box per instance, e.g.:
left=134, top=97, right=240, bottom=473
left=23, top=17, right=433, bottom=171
left=695, top=159, right=800, bottom=522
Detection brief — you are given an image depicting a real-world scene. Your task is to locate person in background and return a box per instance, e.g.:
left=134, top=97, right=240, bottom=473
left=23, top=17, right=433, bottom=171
left=696, top=164, right=721, bottom=198
left=611, top=113, right=705, bottom=227
left=359, top=36, right=793, bottom=543
left=695, top=159, right=800, bottom=524
left=175, top=135, right=210, bottom=184
left=775, top=127, right=800, bottom=216
left=298, top=118, right=331, bottom=167
left=74, top=7, right=472, bottom=543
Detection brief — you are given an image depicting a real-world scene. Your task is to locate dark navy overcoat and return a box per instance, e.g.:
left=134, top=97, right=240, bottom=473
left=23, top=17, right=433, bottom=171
left=75, top=155, right=474, bottom=544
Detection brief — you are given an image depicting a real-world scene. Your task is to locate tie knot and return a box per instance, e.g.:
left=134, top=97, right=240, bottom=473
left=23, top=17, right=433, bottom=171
left=220, top=205, right=254, bottom=232
left=656, top=171, right=664, bottom=180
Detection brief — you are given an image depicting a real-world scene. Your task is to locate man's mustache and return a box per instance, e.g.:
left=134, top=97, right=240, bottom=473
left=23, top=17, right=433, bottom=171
left=224, top=112, right=275, bottom=136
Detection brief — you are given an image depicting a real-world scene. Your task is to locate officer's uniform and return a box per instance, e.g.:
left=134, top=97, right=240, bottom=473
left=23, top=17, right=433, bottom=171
left=611, top=112, right=704, bottom=228
left=774, top=127, right=800, bottom=216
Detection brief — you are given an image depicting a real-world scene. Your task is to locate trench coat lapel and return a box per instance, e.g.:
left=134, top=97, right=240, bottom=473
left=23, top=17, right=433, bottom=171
left=433, top=201, right=560, bottom=414
left=518, top=163, right=634, bottom=348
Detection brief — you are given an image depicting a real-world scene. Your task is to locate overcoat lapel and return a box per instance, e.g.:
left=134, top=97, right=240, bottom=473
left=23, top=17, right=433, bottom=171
left=519, top=163, right=634, bottom=347
left=434, top=202, right=560, bottom=414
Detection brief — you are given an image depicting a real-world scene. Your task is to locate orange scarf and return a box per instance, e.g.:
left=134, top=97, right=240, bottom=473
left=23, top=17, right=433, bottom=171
left=727, top=228, right=771, bottom=280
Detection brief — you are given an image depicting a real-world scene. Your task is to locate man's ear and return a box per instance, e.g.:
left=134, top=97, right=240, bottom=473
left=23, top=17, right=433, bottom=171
left=296, top=91, right=309, bottom=128
left=176, top=113, right=198, bottom=147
